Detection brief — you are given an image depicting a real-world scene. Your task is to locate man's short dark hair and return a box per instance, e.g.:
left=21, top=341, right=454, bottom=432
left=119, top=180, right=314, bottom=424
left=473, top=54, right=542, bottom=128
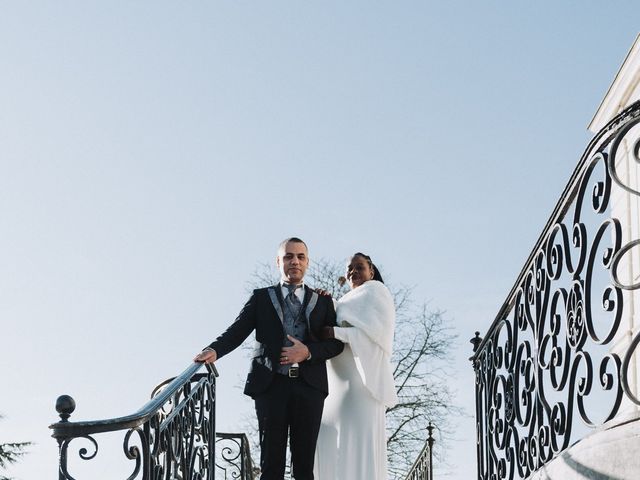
left=278, top=237, right=308, bottom=255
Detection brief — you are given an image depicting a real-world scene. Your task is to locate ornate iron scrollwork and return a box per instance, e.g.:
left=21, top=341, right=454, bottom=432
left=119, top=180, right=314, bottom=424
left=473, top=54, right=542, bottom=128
left=51, top=364, right=257, bottom=479
left=51, top=363, right=219, bottom=480
left=472, top=102, right=640, bottom=479
left=215, top=433, right=255, bottom=480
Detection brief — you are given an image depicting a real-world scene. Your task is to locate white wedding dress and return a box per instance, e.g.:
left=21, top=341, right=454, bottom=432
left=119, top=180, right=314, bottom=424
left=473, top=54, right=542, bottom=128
left=314, top=280, right=398, bottom=480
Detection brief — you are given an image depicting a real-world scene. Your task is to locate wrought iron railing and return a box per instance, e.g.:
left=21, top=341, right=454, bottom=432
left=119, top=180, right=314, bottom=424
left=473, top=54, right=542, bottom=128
left=471, top=100, right=640, bottom=479
left=50, top=362, right=255, bottom=480
left=216, top=433, right=255, bottom=480
left=404, top=423, right=435, bottom=480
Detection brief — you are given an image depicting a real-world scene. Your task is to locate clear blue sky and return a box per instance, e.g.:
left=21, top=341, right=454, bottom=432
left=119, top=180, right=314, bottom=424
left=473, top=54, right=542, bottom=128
left=1, top=2, right=639, bottom=479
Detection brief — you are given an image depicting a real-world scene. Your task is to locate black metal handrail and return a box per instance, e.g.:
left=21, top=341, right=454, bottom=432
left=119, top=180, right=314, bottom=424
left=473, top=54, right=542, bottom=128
left=471, top=100, right=640, bottom=480
left=404, top=423, right=435, bottom=480
left=51, top=362, right=215, bottom=438
left=49, top=362, right=251, bottom=480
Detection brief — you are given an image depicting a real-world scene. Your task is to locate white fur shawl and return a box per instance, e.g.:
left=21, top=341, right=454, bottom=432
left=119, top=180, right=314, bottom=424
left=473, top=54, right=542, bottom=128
left=334, top=280, right=398, bottom=407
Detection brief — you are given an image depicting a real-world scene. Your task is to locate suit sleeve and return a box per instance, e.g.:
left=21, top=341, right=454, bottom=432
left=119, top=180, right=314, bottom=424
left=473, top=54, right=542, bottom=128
left=205, top=291, right=257, bottom=359
left=307, top=297, right=344, bottom=362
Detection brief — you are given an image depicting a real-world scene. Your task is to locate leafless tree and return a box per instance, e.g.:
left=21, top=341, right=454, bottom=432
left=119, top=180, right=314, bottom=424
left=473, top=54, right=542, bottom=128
left=386, top=296, right=458, bottom=478
left=244, top=258, right=459, bottom=479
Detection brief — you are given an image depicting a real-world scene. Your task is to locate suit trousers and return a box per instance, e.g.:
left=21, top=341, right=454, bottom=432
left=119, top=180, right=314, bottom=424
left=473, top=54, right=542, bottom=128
left=254, top=374, right=326, bottom=480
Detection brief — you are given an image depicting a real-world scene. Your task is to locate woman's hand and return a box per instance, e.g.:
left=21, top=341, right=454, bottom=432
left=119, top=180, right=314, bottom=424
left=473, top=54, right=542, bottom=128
left=320, top=326, right=335, bottom=340
left=315, top=288, right=332, bottom=297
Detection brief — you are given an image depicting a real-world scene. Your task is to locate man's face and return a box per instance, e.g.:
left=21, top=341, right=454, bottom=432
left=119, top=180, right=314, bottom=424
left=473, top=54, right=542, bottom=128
left=276, top=241, right=309, bottom=284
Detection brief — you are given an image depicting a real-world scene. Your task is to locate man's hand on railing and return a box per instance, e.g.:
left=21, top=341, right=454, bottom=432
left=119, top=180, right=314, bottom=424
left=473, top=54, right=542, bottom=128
left=194, top=347, right=217, bottom=364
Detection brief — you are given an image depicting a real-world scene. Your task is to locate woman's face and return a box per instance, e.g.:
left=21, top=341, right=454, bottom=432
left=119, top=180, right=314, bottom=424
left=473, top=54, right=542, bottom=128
left=346, top=255, right=374, bottom=289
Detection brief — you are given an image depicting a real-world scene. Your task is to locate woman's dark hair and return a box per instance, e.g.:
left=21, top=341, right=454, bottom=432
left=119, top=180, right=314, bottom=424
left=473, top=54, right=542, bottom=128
left=352, top=252, right=384, bottom=283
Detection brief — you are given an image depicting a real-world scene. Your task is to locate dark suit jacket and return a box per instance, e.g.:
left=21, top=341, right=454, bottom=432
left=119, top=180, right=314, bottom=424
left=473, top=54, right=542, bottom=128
left=207, top=285, right=344, bottom=397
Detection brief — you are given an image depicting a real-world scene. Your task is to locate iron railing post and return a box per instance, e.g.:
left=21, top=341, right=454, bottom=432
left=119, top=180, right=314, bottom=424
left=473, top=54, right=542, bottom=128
left=403, top=422, right=436, bottom=480
left=427, top=422, right=435, bottom=479
left=54, top=395, right=75, bottom=480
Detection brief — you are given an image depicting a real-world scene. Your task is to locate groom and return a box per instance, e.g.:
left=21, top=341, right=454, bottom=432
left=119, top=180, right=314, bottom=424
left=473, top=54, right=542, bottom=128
left=194, top=237, right=343, bottom=480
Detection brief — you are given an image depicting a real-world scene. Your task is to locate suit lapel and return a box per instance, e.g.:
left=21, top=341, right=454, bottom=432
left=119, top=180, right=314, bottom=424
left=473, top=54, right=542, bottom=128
left=267, top=285, right=284, bottom=325
left=303, top=286, right=319, bottom=331
left=304, top=288, right=318, bottom=320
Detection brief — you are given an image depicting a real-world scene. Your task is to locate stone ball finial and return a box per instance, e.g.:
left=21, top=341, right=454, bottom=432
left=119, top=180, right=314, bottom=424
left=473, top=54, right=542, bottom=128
left=55, top=395, right=76, bottom=422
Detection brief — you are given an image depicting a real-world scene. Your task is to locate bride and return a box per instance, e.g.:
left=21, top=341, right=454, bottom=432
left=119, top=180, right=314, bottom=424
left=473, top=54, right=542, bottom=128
left=314, top=252, right=398, bottom=480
